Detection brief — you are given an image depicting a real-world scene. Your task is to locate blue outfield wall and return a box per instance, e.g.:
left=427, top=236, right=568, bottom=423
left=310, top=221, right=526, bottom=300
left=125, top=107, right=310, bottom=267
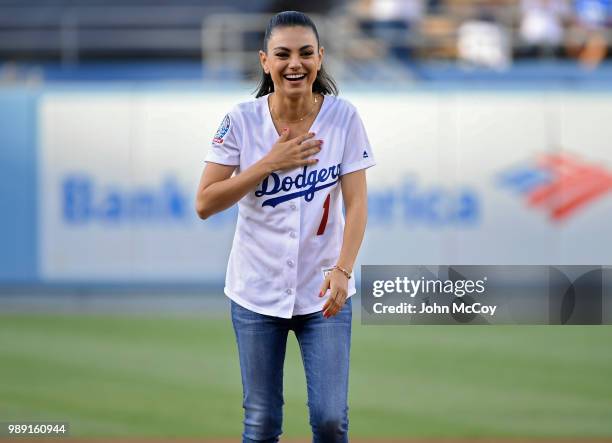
left=0, top=88, right=38, bottom=283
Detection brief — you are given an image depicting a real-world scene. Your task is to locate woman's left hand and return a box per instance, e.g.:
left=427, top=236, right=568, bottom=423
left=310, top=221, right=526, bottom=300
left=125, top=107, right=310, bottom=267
left=319, top=269, right=349, bottom=318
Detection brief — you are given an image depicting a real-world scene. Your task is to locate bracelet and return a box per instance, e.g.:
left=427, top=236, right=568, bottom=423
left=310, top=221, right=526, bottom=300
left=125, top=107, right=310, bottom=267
left=333, top=265, right=352, bottom=280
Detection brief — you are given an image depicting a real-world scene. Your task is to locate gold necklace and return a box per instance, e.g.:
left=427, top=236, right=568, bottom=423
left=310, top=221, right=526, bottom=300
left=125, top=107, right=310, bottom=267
left=270, top=94, right=318, bottom=124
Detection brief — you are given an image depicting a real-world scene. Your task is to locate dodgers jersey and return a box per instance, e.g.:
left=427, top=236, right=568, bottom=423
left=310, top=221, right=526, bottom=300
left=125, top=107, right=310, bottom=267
left=205, top=94, right=375, bottom=318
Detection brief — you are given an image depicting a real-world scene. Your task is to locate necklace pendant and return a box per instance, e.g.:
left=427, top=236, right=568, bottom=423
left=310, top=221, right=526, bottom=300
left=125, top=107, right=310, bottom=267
left=271, top=94, right=319, bottom=124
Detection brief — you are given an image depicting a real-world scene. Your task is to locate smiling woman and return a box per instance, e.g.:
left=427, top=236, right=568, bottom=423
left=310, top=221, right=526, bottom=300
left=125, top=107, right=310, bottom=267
left=256, top=15, right=336, bottom=92
left=195, top=10, right=376, bottom=443
left=255, top=13, right=338, bottom=137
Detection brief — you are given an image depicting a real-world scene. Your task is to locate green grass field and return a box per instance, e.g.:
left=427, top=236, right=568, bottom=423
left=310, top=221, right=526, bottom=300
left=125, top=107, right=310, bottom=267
left=1, top=313, right=611, bottom=439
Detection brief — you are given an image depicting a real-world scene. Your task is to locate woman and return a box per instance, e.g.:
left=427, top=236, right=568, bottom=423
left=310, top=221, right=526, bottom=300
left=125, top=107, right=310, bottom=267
left=195, top=11, right=375, bottom=443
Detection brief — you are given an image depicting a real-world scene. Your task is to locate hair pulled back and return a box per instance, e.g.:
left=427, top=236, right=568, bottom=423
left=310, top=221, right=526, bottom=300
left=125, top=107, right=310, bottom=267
left=254, top=11, right=338, bottom=98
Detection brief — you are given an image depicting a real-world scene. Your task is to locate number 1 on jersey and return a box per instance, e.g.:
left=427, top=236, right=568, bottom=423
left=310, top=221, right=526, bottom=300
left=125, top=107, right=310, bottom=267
left=317, top=193, right=331, bottom=236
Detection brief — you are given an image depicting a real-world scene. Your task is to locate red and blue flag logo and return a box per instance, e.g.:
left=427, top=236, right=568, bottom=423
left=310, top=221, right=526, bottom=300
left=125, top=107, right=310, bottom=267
left=498, top=153, right=612, bottom=221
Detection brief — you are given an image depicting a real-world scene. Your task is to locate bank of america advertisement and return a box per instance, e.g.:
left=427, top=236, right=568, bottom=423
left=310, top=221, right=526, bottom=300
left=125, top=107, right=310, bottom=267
left=38, top=91, right=612, bottom=282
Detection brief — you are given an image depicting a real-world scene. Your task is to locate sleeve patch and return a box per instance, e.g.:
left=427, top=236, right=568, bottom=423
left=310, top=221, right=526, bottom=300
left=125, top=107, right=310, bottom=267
left=212, top=114, right=231, bottom=144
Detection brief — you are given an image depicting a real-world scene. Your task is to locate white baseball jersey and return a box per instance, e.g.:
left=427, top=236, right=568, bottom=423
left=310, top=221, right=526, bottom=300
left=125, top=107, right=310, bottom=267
left=205, top=94, right=375, bottom=318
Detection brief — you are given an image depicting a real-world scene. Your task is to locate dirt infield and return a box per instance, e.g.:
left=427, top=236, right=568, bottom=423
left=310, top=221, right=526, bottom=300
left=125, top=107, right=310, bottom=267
left=3, top=439, right=612, bottom=443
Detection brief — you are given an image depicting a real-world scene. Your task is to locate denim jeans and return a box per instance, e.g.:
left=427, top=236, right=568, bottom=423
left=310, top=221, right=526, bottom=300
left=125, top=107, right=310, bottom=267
left=230, top=297, right=352, bottom=443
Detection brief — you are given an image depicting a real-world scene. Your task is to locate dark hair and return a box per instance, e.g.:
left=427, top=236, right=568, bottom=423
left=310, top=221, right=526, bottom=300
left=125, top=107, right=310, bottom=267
left=254, top=11, right=338, bottom=98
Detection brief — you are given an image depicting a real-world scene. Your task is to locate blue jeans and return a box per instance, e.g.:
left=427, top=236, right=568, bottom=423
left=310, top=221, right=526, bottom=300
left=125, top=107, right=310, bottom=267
left=231, top=298, right=352, bottom=443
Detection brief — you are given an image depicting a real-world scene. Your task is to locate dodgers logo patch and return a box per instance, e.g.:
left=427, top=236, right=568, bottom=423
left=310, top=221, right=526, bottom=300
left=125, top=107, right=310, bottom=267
left=213, top=114, right=231, bottom=144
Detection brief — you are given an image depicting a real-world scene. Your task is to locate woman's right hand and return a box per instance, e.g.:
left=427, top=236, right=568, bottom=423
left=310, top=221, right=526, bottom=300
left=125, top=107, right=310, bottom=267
left=264, top=128, right=323, bottom=172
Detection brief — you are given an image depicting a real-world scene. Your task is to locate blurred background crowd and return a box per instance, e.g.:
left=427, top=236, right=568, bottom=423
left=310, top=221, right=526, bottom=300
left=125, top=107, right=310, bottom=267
left=1, top=0, right=611, bottom=84
left=353, top=0, right=612, bottom=70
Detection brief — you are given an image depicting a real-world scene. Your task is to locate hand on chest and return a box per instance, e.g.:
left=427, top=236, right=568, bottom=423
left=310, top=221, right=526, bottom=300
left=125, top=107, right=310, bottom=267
left=243, top=123, right=344, bottom=171
left=249, top=125, right=343, bottom=209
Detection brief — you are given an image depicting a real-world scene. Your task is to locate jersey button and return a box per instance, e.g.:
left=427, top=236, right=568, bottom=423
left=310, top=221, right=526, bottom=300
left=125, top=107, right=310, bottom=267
left=289, top=231, right=297, bottom=239
left=287, top=259, right=295, bottom=267
left=286, top=288, right=293, bottom=295
left=290, top=202, right=297, bottom=210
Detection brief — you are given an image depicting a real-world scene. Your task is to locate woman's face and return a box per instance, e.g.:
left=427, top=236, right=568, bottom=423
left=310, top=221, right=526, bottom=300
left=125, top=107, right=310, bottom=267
left=259, top=26, right=324, bottom=98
